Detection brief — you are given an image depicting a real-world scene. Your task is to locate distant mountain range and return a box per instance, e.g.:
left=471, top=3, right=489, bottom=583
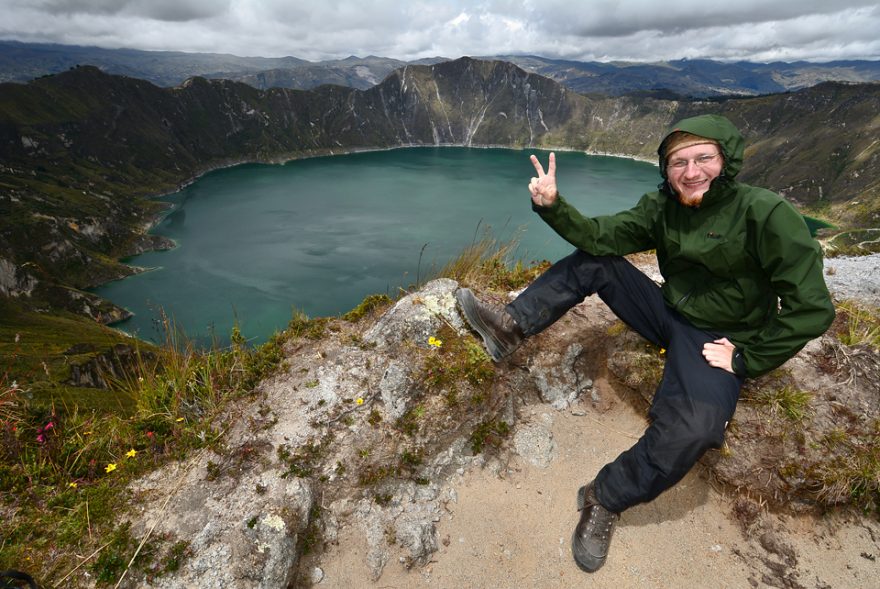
left=1, top=56, right=878, bottom=323
left=2, top=40, right=879, bottom=97
left=492, top=55, right=880, bottom=97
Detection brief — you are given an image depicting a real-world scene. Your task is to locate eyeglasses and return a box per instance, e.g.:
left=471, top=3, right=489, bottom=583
left=667, top=152, right=721, bottom=171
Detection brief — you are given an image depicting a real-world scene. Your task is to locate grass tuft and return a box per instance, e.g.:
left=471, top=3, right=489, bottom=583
left=747, top=385, right=813, bottom=422
left=812, top=420, right=880, bottom=511
left=835, top=300, right=880, bottom=349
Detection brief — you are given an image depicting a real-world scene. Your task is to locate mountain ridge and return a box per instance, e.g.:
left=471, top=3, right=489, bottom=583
left=3, top=40, right=880, bottom=97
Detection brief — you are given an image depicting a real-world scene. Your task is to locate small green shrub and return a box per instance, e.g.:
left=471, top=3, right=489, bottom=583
left=343, top=294, right=393, bottom=322
left=420, top=324, right=495, bottom=398
left=287, top=311, right=329, bottom=340
left=469, top=419, right=511, bottom=454
left=277, top=434, right=333, bottom=479
left=162, top=540, right=191, bottom=573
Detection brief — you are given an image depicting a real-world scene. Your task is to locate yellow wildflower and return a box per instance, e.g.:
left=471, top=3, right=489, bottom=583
left=176, top=417, right=185, bottom=422
left=105, top=463, right=117, bottom=473
left=126, top=448, right=138, bottom=458
left=69, top=482, right=78, bottom=489
left=428, top=336, right=443, bottom=348
left=659, top=348, right=666, bottom=355
left=356, top=398, right=364, bottom=405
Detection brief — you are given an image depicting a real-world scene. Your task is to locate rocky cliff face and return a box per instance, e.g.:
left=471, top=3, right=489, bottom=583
left=1, top=58, right=878, bottom=319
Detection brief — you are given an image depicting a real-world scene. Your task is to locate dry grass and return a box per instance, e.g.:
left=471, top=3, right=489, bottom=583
left=435, top=230, right=548, bottom=292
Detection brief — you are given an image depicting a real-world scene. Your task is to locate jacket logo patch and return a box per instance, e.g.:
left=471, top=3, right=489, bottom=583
left=707, top=231, right=723, bottom=239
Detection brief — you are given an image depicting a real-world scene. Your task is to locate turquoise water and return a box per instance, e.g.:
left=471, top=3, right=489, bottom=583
left=94, top=147, right=660, bottom=345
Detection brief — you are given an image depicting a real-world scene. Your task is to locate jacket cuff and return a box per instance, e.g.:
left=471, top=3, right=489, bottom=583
left=732, top=347, right=748, bottom=377
left=531, top=194, right=563, bottom=214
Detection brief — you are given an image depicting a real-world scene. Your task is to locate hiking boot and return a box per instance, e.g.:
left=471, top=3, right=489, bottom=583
left=572, top=482, right=619, bottom=573
left=454, top=288, right=524, bottom=361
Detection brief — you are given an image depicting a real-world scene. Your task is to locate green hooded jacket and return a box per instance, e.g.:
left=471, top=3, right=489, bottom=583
left=535, top=114, right=835, bottom=378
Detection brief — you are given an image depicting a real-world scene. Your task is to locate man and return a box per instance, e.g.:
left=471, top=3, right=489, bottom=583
left=455, top=114, right=835, bottom=573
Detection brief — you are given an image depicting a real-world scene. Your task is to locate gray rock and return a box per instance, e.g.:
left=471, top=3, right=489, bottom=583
left=130, top=464, right=313, bottom=588
left=310, top=566, right=325, bottom=584
left=0, top=257, right=36, bottom=297
left=124, top=278, right=540, bottom=586
left=823, top=253, right=880, bottom=307
left=513, top=422, right=557, bottom=468
left=357, top=501, right=393, bottom=581
left=379, top=360, right=414, bottom=419
left=528, top=342, right=591, bottom=409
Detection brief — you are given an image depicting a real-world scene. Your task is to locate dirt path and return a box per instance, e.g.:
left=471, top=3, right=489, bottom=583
left=313, top=380, right=880, bottom=588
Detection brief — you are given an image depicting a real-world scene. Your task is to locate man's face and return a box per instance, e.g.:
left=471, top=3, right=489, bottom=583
left=666, top=143, right=724, bottom=207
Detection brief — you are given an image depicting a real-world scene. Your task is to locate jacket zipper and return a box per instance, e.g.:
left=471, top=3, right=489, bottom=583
left=675, top=290, right=692, bottom=310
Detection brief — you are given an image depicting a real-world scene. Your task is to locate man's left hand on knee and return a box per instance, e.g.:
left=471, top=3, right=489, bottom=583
left=702, top=337, right=735, bottom=373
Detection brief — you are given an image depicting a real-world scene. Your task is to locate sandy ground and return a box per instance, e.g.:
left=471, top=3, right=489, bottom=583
left=313, top=378, right=880, bottom=588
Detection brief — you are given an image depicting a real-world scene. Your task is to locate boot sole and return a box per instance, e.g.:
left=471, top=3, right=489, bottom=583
left=454, top=288, right=507, bottom=361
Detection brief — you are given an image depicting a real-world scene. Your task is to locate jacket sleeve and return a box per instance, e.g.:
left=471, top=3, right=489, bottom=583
left=534, top=193, right=658, bottom=256
left=737, top=201, right=835, bottom=377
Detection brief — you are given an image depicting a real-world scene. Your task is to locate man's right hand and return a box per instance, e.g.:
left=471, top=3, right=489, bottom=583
left=529, top=152, right=559, bottom=207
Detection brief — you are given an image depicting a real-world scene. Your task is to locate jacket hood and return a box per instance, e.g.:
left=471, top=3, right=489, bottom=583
left=658, top=114, right=744, bottom=181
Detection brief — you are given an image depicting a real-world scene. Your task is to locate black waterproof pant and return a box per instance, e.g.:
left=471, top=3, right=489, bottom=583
left=506, top=251, right=743, bottom=513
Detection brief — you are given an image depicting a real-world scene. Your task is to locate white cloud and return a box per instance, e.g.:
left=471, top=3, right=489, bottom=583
left=25, top=0, right=231, bottom=21
left=0, top=0, right=878, bottom=62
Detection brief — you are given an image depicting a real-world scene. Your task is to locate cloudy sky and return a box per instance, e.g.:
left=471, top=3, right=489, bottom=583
left=1, top=0, right=879, bottom=63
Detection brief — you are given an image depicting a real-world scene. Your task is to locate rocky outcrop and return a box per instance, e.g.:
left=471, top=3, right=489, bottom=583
left=123, top=278, right=618, bottom=586
left=65, top=342, right=142, bottom=389
left=0, top=257, right=36, bottom=297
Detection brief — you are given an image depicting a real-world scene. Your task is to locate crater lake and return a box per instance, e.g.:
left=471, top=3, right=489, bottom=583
left=93, top=147, right=660, bottom=345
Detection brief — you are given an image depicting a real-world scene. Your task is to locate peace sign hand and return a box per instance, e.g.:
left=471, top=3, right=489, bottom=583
left=528, top=152, right=558, bottom=207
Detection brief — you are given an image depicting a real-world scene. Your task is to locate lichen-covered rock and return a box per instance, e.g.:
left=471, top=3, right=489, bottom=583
left=123, top=279, right=494, bottom=586
left=379, top=360, right=414, bottom=420
left=513, top=421, right=557, bottom=468
left=129, top=462, right=313, bottom=588
left=364, top=278, right=466, bottom=350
